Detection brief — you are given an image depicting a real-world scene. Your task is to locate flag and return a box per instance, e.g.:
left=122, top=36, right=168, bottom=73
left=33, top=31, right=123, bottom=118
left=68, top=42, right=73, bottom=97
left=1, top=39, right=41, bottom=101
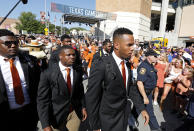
left=51, top=2, right=63, bottom=13
left=48, top=11, right=50, bottom=21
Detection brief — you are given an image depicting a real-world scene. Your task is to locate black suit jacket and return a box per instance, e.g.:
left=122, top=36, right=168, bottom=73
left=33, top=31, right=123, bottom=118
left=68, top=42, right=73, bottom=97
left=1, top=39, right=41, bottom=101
left=86, top=55, right=145, bottom=131
left=92, top=49, right=105, bottom=62
left=37, top=63, right=85, bottom=129
left=49, top=47, right=82, bottom=69
left=0, top=52, right=40, bottom=125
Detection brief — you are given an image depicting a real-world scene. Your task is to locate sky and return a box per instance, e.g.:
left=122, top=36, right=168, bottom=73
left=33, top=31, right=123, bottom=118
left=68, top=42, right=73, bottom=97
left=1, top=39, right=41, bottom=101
left=0, top=0, right=96, bottom=29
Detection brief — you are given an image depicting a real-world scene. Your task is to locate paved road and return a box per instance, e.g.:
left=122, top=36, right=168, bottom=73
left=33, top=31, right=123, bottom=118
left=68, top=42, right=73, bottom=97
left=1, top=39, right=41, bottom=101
left=37, top=80, right=183, bottom=131
left=135, top=94, right=183, bottom=131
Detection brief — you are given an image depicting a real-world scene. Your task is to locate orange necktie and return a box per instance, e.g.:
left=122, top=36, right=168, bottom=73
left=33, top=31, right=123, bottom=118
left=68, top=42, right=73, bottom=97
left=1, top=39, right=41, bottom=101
left=66, top=68, right=72, bottom=94
left=9, top=58, right=24, bottom=105
left=121, top=61, right=126, bottom=88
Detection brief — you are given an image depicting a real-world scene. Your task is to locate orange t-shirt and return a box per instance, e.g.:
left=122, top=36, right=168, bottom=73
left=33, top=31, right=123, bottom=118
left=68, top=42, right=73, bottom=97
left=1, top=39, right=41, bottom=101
left=85, top=53, right=94, bottom=68
left=82, top=50, right=89, bottom=60
left=191, top=60, right=194, bottom=68
left=131, top=56, right=139, bottom=69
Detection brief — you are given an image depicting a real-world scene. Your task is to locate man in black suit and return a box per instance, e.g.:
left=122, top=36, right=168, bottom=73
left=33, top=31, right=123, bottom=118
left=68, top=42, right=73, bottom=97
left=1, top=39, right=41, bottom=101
left=0, top=29, right=40, bottom=131
left=49, top=34, right=81, bottom=69
left=92, top=39, right=112, bottom=62
left=86, top=28, right=149, bottom=131
left=37, top=45, right=87, bottom=131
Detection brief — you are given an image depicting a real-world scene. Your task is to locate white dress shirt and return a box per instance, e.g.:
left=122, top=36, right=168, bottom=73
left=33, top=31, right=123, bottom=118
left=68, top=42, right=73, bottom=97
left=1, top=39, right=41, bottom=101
left=59, top=62, right=73, bottom=87
left=0, top=56, right=30, bottom=109
left=112, top=51, right=129, bottom=89
left=103, top=49, right=109, bottom=56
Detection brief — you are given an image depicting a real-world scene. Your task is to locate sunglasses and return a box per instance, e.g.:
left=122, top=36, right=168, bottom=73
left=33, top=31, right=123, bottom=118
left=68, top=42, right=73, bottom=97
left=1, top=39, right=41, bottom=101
left=3, top=41, right=19, bottom=48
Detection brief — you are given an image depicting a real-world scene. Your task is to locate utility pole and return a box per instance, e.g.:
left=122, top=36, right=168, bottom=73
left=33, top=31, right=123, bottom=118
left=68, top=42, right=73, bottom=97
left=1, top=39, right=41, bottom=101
left=61, top=16, right=63, bottom=36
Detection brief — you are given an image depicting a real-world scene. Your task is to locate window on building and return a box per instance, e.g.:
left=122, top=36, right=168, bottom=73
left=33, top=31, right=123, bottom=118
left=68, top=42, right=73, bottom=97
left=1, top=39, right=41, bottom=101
left=183, top=0, right=194, bottom=6
left=152, top=0, right=162, bottom=3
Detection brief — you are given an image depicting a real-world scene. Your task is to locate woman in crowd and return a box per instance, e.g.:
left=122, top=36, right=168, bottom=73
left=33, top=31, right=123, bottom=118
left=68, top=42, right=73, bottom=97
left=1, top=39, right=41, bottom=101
left=153, top=52, right=169, bottom=105
left=130, top=50, right=140, bottom=82
left=174, top=66, right=194, bottom=116
left=160, top=58, right=183, bottom=111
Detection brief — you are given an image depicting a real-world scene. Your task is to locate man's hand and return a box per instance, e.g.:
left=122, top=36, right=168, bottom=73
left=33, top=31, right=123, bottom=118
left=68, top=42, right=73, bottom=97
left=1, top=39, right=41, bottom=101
left=43, top=126, right=53, bottom=131
left=141, top=110, right=149, bottom=126
left=143, top=97, right=149, bottom=104
left=82, top=108, right=87, bottom=121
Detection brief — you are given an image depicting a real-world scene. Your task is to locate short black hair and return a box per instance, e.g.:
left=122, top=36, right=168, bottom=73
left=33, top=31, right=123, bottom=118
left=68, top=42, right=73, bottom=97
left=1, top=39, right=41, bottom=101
left=113, top=28, right=133, bottom=42
left=59, top=45, right=74, bottom=54
left=102, top=39, right=111, bottom=46
left=60, top=34, right=71, bottom=41
left=21, top=34, right=26, bottom=37
left=0, top=29, right=15, bottom=37
left=27, top=35, right=36, bottom=40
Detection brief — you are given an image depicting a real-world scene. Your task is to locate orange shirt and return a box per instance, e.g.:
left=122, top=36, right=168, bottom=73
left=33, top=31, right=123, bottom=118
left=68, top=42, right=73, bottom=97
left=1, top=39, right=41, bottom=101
left=131, top=56, right=139, bottom=69
left=82, top=51, right=88, bottom=60
left=191, top=60, right=194, bottom=68
left=85, top=52, right=94, bottom=68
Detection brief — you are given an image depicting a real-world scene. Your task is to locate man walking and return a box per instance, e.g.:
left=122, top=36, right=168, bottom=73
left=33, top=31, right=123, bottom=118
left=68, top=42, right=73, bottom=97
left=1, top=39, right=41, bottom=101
left=92, top=39, right=112, bottom=61
left=0, top=29, right=40, bottom=131
left=137, top=49, right=161, bottom=131
left=37, top=45, right=87, bottom=131
left=86, top=28, right=149, bottom=131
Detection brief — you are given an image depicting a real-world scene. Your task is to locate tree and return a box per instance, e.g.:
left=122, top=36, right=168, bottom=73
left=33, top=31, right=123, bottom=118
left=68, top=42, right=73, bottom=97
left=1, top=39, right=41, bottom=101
left=16, top=12, right=41, bottom=34
left=63, top=27, right=70, bottom=34
left=36, top=22, right=45, bottom=34
left=69, top=27, right=86, bottom=32
left=15, top=11, right=72, bottom=35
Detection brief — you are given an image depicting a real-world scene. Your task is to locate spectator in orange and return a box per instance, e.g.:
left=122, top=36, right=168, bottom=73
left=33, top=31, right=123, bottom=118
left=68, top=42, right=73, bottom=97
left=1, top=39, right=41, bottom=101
left=82, top=44, right=89, bottom=60
left=89, top=41, right=97, bottom=53
left=85, top=50, right=95, bottom=76
left=191, top=53, right=194, bottom=68
left=131, top=50, right=140, bottom=69
left=153, top=52, right=169, bottom=105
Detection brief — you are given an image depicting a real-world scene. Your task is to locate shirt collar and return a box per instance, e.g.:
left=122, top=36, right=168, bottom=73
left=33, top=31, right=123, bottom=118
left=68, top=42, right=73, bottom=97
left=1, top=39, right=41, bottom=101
left=0, top=55, right=18, bottom=63
left=112, top=51, right=126, bottom=67
left=59, top=61, right=72, bottom=71
left=103, top=49, right=108, bottom=55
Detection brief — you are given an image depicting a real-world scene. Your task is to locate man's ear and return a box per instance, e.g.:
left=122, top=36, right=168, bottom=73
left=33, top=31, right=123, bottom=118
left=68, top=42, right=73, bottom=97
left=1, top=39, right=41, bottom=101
left=59, top=54, right=62, bottom=60
left=114, top=42, right=119, bottom=50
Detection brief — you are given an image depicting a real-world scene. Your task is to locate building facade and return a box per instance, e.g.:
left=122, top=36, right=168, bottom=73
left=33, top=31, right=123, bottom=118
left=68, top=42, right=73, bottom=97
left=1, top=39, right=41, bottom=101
left=96, top=0, right=152, bottom=41
left=96, top=0, right=194, bottom=47
left=0, top=17, right=20, bottom=34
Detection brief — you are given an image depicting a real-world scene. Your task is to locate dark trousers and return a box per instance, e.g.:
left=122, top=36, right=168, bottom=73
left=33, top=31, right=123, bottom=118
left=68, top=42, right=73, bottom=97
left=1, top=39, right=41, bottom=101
left=146, top=93, right=160, bottom=130
left=128, top=107, right=138, bottom=127
left=3, top=104, right=38, bottom=131
left=135, top=93, right=159, bottom=130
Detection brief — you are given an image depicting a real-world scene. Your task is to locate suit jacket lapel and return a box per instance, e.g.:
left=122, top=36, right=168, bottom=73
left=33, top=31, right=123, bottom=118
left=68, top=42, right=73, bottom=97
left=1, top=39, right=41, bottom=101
left=126, top=62, right=132, bottom=95
left=110, top=55, right=126, bottom=90
left=0, top=69, right=7, bottom=101
left=55, top=64, right=70, bottom=96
